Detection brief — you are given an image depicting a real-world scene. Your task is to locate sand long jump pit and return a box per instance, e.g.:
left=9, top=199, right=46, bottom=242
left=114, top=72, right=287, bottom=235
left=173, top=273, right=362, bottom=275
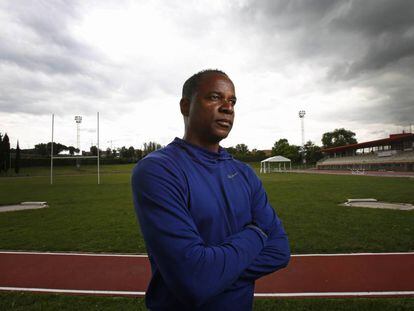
left=342, top=199, right=414, bottom=211
left=0, top=202, right=48, bottom=213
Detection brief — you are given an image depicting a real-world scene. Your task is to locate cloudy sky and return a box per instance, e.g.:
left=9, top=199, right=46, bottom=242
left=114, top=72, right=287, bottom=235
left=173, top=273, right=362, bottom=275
left=1, top=0, right=413, bottom=151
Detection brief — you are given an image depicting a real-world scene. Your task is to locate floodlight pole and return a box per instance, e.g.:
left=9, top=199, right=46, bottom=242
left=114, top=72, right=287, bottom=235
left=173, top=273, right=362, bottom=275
left=50, top=114, right=54, bottom=185
left=75, top=116, right=82, bottom=151
left=299, top=110, right=306, bottom=166
left=50, top=113, right=100, bottom=185
left=97, top=112, right=100, bottom=185
left=75, top=115, right=82, bottom=169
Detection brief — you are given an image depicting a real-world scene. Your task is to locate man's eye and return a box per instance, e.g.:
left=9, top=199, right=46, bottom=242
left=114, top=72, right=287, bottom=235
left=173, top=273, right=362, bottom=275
left=210, top=95, right=220, bottom=100
left=229, top=99, right=236, bottom=106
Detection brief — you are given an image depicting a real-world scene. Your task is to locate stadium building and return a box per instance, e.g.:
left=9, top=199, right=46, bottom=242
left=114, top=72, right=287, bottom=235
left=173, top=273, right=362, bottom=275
left=317, top=132, right=414, bottom=172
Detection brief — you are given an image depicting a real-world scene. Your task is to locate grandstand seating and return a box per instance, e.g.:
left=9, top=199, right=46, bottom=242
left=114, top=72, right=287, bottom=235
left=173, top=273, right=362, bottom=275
left=317, top=150, right=414, bottom=170
left=317, top=133, right=414, bottom=171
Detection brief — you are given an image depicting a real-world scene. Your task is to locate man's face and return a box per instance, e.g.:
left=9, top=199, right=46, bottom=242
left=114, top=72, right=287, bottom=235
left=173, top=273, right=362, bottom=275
left=186, top=73, right=236, bottom=144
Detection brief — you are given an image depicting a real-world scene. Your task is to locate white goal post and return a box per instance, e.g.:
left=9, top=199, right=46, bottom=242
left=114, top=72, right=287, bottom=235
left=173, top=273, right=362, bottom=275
left=50, top=112, right=100, bottom=185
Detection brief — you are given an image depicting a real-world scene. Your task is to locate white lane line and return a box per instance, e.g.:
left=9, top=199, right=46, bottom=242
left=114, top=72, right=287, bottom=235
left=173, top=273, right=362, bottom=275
left=293, top=252, right=414, bottom=257
left=254, top=291, right=414, bottom=297
left=0, top=251, right=148, bottom=257
left=0, top=287, right=145, bottom=296
left=1, top=287, right=413, bottom=298
left=1, top=251, right=413, bottom=257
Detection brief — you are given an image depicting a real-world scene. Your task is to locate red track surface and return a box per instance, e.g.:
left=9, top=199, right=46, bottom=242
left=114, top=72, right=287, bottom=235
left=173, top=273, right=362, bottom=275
left=1, top=251, right=413, bottom=298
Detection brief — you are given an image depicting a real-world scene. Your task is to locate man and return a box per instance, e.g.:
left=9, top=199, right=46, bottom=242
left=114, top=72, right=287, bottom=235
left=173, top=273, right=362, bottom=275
left=131, top=69, right=290, bottom=310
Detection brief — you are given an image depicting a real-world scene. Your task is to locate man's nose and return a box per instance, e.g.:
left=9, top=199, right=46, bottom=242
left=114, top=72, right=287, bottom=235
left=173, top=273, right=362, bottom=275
left=219, top=99, right=234, bottom=114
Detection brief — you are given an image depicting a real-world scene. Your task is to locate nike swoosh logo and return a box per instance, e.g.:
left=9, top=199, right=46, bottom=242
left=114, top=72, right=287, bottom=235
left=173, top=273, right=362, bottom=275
left=227, top=172, right=238, bottom=179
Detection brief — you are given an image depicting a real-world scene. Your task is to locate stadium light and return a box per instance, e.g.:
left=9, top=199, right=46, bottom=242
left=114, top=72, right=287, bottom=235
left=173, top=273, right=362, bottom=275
left=299, top=110, right=306, bottom=165
left=74, top=116, right=82, bottom=153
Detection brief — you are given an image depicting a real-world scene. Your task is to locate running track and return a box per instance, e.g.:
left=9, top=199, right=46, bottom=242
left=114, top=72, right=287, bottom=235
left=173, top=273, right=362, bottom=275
left=0, top=251, right=413, bottom=298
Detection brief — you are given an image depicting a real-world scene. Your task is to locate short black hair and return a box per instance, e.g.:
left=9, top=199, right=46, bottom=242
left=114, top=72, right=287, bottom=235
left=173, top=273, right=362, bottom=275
left=182, top=69, right=228, bottom=100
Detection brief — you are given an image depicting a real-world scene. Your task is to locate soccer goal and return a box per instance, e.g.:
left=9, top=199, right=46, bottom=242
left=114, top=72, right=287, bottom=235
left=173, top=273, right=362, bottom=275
left=50, top=112, right=100, bottom=185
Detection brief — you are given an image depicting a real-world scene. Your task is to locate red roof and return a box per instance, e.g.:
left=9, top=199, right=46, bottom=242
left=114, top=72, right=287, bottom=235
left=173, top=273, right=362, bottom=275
left=322, top=133, right=414, bottom=153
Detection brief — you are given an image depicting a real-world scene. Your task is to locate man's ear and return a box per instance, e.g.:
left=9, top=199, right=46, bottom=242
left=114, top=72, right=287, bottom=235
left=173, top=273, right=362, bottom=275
left=180, top=98, right=190, bottom=117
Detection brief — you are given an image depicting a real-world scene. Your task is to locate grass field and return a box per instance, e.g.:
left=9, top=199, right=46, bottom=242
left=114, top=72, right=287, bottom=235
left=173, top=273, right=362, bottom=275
left=0, top=164, right=413, bottom=310
left=1, top=292, right=413, bottom=311
left=0, top=164, right=413, bottom=253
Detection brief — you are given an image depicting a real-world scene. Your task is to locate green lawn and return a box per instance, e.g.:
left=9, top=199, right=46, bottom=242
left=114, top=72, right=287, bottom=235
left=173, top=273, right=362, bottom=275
left=9, top=163, right=133, bottom=177
left=0, top=164, right=413, bottom=253
left=1, top=164, right=413, bottom=310
left=0, top=167, right=143, bottom=253
left=260, top=172, right=414, bottom=253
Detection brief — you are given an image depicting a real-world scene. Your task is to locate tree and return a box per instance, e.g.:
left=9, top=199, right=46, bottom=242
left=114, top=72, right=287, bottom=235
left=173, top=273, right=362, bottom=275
left=0, top=133, right=3, bottom=173
left=34, top=142, right=68, bottom=156
left=251, top=149, right=266, bottom=158
left=105, top=148, right=112, bottom=157
left=34, top=143, right=48, bottom=156
left=225, top=146, right=237, bottom=155
left=118, top=146, right=136, bottom=159
left=90, top=145, right=98, bottom=156
left=15, top=140, right=20, bottom=174
left=235, top=143, right=249, bottom=155
left=271, top=138, right=300, bottom=163
left=135, top=149, right=143, bottom=160
left=119, top=146, right=127, bottom=158
left=47, top=142, right=68, bottom=155
left=2, top=133, right=10, bottom=172
left=68, top=146, right=79, bottom=156
left=143, top=141, right=162, bottom=156
left=322, top=128, right=357, bottom=148
left=250, top=149, right=267, bottom=161
left=304, top=140, right=323, bottom=164
left=128, top=146, right=135, bottom=159
left=225, top=146, right=266, bottom=162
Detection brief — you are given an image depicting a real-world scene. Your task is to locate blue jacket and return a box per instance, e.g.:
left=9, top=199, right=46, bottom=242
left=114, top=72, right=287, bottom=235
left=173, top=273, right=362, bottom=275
left=131, top=138, right=290, bottom=310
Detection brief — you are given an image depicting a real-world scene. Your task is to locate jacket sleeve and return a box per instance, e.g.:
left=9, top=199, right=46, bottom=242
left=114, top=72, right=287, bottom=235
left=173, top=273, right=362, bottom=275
left=233, top=167, right=290, bottom=285
left=131, top=157, right=267, bottom=307
left=236, top=219, right=290, bottom=283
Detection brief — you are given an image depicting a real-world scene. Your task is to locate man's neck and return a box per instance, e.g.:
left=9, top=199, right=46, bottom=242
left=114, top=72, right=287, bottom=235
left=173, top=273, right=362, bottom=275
left=182, top=134, right=220, bottom=153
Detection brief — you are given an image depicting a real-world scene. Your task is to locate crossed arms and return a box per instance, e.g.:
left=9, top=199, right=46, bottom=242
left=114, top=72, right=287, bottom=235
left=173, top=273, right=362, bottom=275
left=131, top=158, right=290, bottom=307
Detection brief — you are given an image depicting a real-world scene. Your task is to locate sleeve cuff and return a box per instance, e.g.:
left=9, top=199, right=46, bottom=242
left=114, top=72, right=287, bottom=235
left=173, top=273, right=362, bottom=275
left=245, top=224, right=268, bottom=239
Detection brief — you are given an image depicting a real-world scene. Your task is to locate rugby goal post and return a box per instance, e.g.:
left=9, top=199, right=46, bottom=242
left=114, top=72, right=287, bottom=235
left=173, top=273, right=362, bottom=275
left=50, top=112, right=100, bottom=185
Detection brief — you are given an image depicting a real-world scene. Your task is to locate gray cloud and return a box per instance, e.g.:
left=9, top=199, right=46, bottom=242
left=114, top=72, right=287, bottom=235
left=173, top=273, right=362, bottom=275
left=0, top=1, right=187, bottom=117
left=1, top=0, right=413, bottom=148
left=332, top=0, right=414, bottom=36
left=241, top=0, right=414, bottom=128
left=328, top=0, right=414, bottom=80
left=0, top=2, right=125, bottom=115
left=242, top=0, right=342, bottom=29
left=329, top=32, right=414, bottom=80
left=360, top=79, right=414, bottom=124
left=242, top=0, right=414, bottom=76
left=0, top=1, right=94, bottom=75
left=0, top=43, right=86, bottom=75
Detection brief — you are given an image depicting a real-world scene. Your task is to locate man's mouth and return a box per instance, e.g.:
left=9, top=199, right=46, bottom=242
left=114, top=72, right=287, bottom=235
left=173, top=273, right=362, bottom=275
left=216, top=119, right=232, bottom=128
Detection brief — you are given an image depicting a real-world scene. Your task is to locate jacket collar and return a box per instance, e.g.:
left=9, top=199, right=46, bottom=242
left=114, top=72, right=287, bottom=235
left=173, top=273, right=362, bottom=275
left=171, top=137, right=232, bottom=164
